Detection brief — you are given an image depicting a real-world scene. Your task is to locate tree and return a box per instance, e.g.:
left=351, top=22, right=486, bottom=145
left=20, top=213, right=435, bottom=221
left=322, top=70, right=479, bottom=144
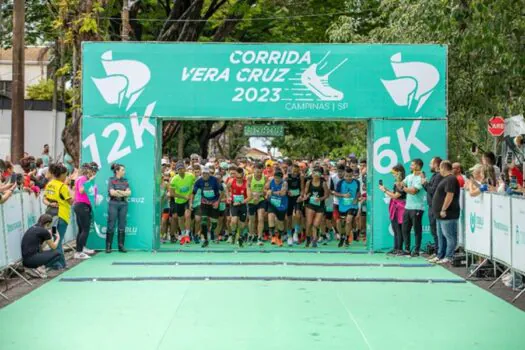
left=329, top=0, right=525, bottom=167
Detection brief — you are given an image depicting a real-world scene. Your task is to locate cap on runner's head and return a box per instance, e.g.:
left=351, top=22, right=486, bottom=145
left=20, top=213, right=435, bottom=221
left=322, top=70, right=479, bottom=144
left=161, top=159, right=169, bottom=165
left=274, top=170, right=284, bottom=178
left=176, top=162, right=185, bottom=171
left=190, top=154, right=200, bottom=160
left=202, top=166, right=211, bottom=174
left=220, top=162, right=229, bottom=170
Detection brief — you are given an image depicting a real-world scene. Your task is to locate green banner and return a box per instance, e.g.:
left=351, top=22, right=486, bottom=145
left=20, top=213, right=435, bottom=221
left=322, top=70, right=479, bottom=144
left=368, top=119, right=447, bottom=251
left=82, top=114, right=158, bottom=251
left=83, top=42, right=447, bottom=119
left=244, top=125, right=284, bottom=137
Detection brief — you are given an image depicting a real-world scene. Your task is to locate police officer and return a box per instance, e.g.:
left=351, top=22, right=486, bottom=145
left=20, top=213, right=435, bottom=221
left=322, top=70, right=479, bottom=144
left=106, top=163, right=131, bottom=253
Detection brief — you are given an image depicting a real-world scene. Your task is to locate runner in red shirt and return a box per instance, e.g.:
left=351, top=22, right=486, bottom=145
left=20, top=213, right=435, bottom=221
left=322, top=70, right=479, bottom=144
left=228, top=167, right=248, bottom=247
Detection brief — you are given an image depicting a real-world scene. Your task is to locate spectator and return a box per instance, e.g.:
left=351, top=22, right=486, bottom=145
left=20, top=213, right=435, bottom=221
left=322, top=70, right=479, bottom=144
left=465, top=164, right=486, bottom=197
left=452, top=162, right=466, bottom=188
left=379, top=163, right=406, bottom=255
left=422, top=156, right=442, bottom=258
left=508, top=161, right=524, bottom=186
left=21, top=214, right=61, bottom=277
left=43, top=163, right=73, bottom=269
left=73, top=163, right=99, bottom=260
left=41, top=144, right=51, bottom=167
left=429, top=161, right=460, bottom=265
left=64, top=153, right=74, bottom=175
left=400, top=158, right=426, bottom=257
left=1, top=161, right=14, bottom=182
left=481, top=151, right=499, bottom=185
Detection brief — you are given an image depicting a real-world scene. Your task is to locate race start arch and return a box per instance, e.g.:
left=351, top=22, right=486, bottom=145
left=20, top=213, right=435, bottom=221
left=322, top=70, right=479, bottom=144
left=81, top=42, right=447, bottom=251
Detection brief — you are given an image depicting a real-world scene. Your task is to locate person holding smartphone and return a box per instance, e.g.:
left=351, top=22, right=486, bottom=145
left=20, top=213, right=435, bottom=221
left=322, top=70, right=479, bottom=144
left=380, top=164, right=407, bottom=255
left=21, top=214, right=62, bottom=278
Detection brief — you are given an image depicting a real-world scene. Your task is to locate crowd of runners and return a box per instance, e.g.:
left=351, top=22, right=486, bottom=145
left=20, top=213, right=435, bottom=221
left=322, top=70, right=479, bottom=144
left=160, top=155, right=367, bottom=248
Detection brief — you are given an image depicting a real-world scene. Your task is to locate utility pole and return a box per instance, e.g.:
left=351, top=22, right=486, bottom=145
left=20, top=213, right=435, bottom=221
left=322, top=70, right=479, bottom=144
left=11, top=0, right=25, bottom=163
left=121, top=0, right=130, bottom=41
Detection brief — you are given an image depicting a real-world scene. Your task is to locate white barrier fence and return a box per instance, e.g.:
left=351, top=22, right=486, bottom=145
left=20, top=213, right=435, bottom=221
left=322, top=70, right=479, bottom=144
left=0, top=192, right=78, bottom=300
left=463, top=191, right=525, bottom=302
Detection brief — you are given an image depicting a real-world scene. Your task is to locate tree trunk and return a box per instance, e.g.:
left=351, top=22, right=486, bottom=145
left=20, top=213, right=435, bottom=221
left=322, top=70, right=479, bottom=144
left=11, top=0, right=24, bottom=164
left=121, top=0, right=130, bottom=41
left=177, top=123, right=184, bottom=159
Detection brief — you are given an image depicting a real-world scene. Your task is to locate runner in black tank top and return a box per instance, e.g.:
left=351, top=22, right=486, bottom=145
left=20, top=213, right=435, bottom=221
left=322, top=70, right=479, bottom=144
left=304, top=167, right=330, bottom=248
left=286, top=164, right=304, bottom=246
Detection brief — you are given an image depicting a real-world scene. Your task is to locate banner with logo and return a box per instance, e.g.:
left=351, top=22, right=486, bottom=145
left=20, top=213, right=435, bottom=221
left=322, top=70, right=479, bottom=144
left=0, top=205, right=7, bottom=269
left=3, top=194, right=24, bottom=264
left=464, top=192, right=492, bottom=258
left=82, top=42, right=447, bottom=119
left=457, top=190, right=465, bottom=247
left=491, top=194, right=512, bottom=265
left=82, top=116, right=158, bottom=251
left=511, top=197, right=525, bottom=274
left=368, top=119, right=447, bottom=251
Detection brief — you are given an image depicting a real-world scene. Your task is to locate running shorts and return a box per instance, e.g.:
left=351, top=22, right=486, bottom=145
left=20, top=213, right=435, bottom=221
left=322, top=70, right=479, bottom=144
left=339, top=208, right=358, bottom=219
left=231, top=204, right=248, bottom=222
left=248, top=200, right=267, bottom=216
left=268, top=203, right=286, bottom=221
left=201, top=204, right=219, bottom=219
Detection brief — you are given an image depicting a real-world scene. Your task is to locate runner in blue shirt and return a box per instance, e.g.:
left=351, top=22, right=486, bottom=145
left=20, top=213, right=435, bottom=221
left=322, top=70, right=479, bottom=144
left=334, top=167, right=361, bottom=247
left=191, top=166, right=220, bottom=247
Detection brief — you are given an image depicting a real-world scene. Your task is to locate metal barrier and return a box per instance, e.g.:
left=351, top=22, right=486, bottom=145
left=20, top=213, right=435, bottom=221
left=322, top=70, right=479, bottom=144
left=463, top=190, right=525, bottom=302
left=0, top=192, right=78, bottom=300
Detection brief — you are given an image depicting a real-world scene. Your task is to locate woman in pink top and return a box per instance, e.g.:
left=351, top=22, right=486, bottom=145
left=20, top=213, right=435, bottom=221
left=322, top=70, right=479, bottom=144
left=73, top=162, right=99, bottom=259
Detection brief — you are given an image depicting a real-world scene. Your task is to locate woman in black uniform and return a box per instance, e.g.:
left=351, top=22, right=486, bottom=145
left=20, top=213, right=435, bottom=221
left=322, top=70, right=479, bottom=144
left=303, top=166, right=330, bottom=248
left=286, top=163, right=304, bottom=246
left=106, top=163, right=131, bottom=253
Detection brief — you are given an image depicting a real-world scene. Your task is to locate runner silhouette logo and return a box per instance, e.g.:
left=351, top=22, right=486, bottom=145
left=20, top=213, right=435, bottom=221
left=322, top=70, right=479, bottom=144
left=381, top=52, right=440, bottom=113
left=300, top=52, right=348, bottom=101
left=92, top=50, right=151, bottom=111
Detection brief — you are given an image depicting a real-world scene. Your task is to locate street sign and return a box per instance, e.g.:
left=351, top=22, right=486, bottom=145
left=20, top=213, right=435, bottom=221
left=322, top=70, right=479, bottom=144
left=244, top=125, right=284, bottom=137
left=488, top=116, right=505, bottom=137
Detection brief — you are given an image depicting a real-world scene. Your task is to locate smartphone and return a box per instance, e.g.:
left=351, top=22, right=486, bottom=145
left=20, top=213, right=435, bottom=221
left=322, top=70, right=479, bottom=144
left=379, top=179, right=383, bottom=186
left=510, top=176, right=518, bottom=189
left=52, top=227, right=57, bottom=234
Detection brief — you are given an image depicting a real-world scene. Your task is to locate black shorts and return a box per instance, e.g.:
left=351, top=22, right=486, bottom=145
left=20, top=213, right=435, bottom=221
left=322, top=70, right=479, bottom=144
left=268, top=204, right=286, bottom=221
left=248, top=200, right=267, bottom=216
left=287, top=196, right=300, bottom=216
left=339, top=208, right=358, bottom=219
left=231, top=204, right=248, bottom=222
left=201, top=204, right=219, bottom=219
left=306, top=203, right=325, bottom=214
left=171, top=201, right=189, bottom=217
left=191, top=206, right=201, bottom=219
left=325, top=211, right=333, bottom=220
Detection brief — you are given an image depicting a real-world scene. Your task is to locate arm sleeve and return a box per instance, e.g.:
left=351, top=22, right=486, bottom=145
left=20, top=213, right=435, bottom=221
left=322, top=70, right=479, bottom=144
left=60, top=183, right=72, bottom=201
left=192, top=179, right=201, bottom=194
left=444, top=177, right=457, bottom=193
left=108, top=179, right=116, bottom=192
left=413, top=176, right=423, bottom=190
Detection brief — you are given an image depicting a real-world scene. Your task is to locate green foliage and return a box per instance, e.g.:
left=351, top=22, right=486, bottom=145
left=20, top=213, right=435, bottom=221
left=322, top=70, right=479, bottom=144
left=26, top=79, right=54, bottom=100
left=271, top=121, right=367, bottom=159
left=329, top=0, right=525, bottom=168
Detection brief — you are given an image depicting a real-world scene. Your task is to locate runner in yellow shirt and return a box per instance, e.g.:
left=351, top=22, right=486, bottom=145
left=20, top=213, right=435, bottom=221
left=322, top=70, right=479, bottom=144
left=170, top=162, right=195, bottom=245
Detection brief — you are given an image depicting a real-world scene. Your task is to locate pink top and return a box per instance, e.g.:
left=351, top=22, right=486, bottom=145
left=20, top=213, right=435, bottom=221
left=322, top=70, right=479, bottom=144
left=74, top=175, right=91, bottom=205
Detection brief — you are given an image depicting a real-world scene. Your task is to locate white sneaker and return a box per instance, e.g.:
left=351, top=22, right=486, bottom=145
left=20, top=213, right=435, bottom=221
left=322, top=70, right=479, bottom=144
left=287, top=236, right=294, bottom=247
left=293, top=233, right=299, bottom=243
left=227, top=236, right=233, bottom=244
left=74, top=252, right=91, bottom=260
left=437, top=258, right=451, bottom=265
left=429, top=257, right=440, bottom=263
left=83, top=247, right=95, bottom=255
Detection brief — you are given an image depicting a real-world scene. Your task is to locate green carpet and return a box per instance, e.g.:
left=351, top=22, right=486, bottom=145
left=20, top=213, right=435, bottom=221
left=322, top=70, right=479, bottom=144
left=0, top=251, right=524, bottom=350
left=157, top=239, right=368, bottom=251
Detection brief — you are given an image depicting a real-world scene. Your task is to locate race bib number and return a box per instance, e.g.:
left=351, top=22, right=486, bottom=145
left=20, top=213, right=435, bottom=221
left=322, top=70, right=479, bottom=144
left=233, top=194, right=244, bottom=203
left=180, top=186, right=190, bottom=193
left=270, top=196, right=282, bottom=208
left=219, top=202, right=226, bottom=211
left=342, top=197, right=353, bottom=206
left=325, top=202, right=333, bottom=212
left=289, top=188, right=300, bottom=197
left=309, top=196, right=320, bottom=206
left=203, top=189, right=215, bottom=199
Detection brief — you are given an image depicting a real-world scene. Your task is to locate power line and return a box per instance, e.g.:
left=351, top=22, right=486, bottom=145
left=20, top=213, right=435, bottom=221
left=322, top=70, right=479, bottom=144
left=97, top=12, right=349, bottom=23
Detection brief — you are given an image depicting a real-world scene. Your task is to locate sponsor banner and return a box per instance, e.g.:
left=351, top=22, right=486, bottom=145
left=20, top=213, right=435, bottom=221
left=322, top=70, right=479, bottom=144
left=21, top=193, right=39, bottom=232
left=82, top=116, right=157, bottom=251
left=464, top=192, right=492, bottom=258
left=511, top=197, right=525, bottom=274
left=83, top=42, right=447, bottom=119
left=369, top=119, right=447, bottom=251
left=0, top=205, right=6, bottom=268
left=3, top=194, right=24, bottom=264
left=457, top=190, right=465, bottom=247
left=491, top=194, right=511, bottom=265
